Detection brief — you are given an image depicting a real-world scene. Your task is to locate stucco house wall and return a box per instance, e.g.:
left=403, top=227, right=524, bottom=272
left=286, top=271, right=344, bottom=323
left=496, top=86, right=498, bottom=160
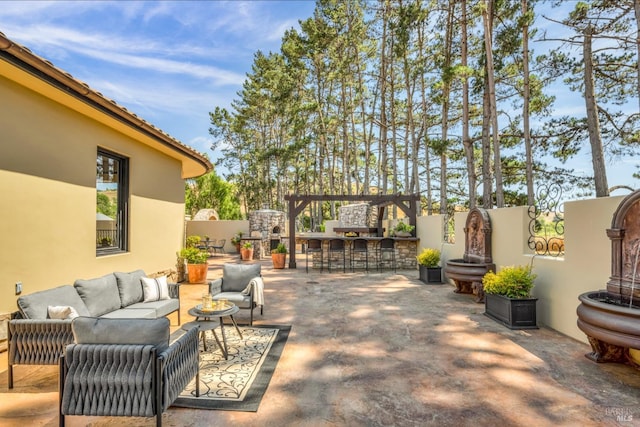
left=0, top=35, right=211, bottom=321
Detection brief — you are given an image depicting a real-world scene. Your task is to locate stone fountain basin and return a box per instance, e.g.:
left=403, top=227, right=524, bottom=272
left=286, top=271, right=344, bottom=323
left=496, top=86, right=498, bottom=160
left=577, top=290, right=640, bottom=350
left=444, top=259, right=495, bottom=282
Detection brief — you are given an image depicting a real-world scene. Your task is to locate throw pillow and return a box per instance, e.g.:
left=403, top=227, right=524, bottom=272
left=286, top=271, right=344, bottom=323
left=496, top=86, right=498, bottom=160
left=114, top=270, right=146, bottom=306
left=17, top=285, right=91, bottom=319
left=47, top=305, right=80, bottom=319
left=74, top=274, right=122, bottom=316
left=141, top=276, right=170, bottom=302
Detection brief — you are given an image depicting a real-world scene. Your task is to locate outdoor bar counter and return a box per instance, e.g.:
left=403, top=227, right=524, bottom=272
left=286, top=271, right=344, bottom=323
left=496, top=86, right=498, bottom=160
left=295, top=235, right=419, bottom=270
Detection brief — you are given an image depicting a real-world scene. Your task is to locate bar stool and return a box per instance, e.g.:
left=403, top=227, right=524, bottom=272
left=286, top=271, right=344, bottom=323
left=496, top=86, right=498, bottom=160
left=328, top=238, right=346, bottom=273
left=306, top=239, right=323, bottom=273
left=350, top=238, right=369, bottom=272
left=377, top=238, right=396, bottom=272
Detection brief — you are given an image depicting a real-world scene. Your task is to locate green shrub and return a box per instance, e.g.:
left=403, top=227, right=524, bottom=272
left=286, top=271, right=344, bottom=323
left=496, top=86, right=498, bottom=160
left=416, top=248, right=440, bottom=267
left=394, top=221, right=415, bottom=233
left=186, top=235, right=201, bottom=248
left=272, top=243, right=288, bottom=254
left=482, top=265, right=536, bottom=299
left=180, top=247, right=209, bottom=264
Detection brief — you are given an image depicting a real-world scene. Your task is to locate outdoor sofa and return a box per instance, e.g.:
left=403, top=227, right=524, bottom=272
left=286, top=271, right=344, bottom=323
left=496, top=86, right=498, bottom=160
left=7, top=269, right=180, bottom=389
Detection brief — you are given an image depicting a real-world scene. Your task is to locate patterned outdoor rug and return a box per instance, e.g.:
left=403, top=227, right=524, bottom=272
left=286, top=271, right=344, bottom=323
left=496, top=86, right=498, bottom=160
left=173, top=324, right=291, bottom=412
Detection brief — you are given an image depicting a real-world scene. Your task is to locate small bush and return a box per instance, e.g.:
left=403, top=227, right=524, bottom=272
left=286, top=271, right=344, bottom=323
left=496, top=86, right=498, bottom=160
left=180, top=247, right=209, bottom=264
left=186, top=235, right=201, bottom=248
left=272, top=243, right=288, bottom=254
left=416, top=248, right=440, bottom=267
left=482, top=265, right=536, bottom=299
left=394, top=221, right=415, bottom=233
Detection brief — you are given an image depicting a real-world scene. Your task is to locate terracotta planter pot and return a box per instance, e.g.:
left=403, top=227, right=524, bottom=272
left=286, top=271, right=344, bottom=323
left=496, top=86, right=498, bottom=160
left=187, top=263, right=208, bottom=284
left=240, top=247, right=254, bottom=261
left=272, top=253, right=286, bottom=269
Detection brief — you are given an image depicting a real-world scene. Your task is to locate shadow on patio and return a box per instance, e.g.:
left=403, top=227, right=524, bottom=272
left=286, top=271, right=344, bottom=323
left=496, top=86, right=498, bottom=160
left=1, top=254, right=639, bottom=426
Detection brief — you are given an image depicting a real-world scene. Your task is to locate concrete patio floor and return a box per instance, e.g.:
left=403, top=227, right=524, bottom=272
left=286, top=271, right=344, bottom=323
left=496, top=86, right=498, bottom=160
left=1, top=254, right=640, bottom=426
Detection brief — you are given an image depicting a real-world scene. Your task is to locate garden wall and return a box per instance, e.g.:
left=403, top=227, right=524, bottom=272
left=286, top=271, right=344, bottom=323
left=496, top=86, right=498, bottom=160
left=416, top=195, right=626, bottom=343
left=186, top=220, right=250, bottom=253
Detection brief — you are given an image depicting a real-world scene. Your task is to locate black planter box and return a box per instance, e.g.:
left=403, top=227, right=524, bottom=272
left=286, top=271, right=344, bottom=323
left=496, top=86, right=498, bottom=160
left=484, top=293, right=538, bottom=329
left=419, top=266, right=442, bottom=284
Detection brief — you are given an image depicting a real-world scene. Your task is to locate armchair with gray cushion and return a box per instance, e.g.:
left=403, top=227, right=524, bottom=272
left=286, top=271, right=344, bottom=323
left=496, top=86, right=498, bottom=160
left=59, top=317, right=199, bottom=427
left=209, top=263, right=263, bottom=325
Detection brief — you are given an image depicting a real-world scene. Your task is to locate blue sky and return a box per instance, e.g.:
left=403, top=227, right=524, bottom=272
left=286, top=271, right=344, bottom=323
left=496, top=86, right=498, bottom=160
left=0, top=0, right=316, bottom=160
left=1, top=1, right=638, bottom=196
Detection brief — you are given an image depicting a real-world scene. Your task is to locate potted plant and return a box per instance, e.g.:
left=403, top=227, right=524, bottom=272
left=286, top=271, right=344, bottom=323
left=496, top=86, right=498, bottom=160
left=393, top=221, right=415, bottom=237
left=185, top=235, right=201, bottom=248
left=416, top=248, right=442, bottom=284
left=231, top=231, right=244, bottom=253
left=482, top=264, right=538, bottom=329
left=180, top=247, right=209, bottom=283
left=271, top=243, right=287, bottom=269
left=240, top=241, right=254, bottom=261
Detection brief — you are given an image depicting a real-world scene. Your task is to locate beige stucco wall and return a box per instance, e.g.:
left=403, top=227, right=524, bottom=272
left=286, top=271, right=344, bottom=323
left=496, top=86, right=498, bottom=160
left=0, top=74, right=186, bottom=315
left=417, top=196, right=626, bottom=343
left=186, top=220, right=251, bottom=253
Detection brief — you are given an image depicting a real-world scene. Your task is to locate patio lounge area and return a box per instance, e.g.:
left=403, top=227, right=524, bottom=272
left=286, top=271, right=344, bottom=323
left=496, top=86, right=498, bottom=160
left=2, top=254, right=639, bottom=426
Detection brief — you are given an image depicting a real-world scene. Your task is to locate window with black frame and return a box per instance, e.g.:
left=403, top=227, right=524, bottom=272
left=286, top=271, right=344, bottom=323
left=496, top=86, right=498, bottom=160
left=96, top=149, right=129, bottom=255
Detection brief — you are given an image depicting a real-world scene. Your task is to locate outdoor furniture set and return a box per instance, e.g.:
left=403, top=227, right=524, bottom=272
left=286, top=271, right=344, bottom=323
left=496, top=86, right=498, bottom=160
left=198, top=238, right=226, bottom=256
left=8, top=263, right=264, bottom=425
left=8, top=269, right=180, bottom=389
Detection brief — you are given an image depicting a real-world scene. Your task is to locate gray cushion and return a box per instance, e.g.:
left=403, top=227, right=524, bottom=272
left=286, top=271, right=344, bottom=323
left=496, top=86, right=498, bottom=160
left=99, top=308, right=157, bottom=319
left=74, top=274, right=121, bottom=316
left=222, top=263, right=261, bottom=292
left=212, top=291, right=251, bottom=308
left=17, top=285, right=90, bottom=319
left=114, top=270, right=146, bottom=306
left=128, top=299, right=179, bottom=318
left=72, top=317, right=169, bottom=352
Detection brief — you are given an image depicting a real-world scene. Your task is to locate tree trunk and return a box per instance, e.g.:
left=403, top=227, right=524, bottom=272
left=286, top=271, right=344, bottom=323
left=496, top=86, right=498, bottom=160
left=483, top=0, right=504, bottom=207
left=461, top=0, right=476, bottom=209
left=440, top=0, right=454, bottom=240
left=522, top=0, right=534, bottom=205
left=482, top=76, right=492, bottom=208
left=635, top=0, right=640, bottom=111
left=583, top=24, right=609, bottom=197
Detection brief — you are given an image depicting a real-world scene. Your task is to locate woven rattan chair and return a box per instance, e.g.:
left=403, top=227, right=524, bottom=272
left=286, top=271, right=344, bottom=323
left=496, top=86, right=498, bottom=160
left=59, top=317, right=199, bottom=427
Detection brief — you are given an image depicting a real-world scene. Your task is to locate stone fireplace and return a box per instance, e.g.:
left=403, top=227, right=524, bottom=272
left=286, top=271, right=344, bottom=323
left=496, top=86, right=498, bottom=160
left=334, top=203, right=380, bottom=237
left=248, top=208, right=286, bottom=257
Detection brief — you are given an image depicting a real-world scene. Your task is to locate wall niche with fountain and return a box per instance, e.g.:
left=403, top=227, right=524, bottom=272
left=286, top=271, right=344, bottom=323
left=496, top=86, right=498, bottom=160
left=444, top=207, right=496, bottom=303
left=577, top=190, right=640, bottom=367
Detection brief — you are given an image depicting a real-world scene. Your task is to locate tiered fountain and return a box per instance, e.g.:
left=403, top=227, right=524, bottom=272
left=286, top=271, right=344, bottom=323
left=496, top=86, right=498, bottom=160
left=444, top=207, right=496, bottom=303
left=577, top=190, right=640, bottom=366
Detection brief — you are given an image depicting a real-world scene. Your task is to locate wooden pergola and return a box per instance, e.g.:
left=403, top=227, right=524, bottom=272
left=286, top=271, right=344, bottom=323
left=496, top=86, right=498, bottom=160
left=283, top=193, right=421, bottom=268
